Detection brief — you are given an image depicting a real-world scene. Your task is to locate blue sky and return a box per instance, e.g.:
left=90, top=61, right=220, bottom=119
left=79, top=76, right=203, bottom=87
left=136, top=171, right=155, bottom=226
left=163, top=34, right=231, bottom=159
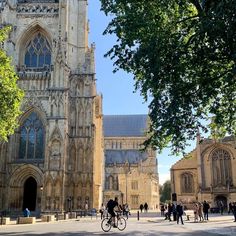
left=88, top=0, right=194, bottom=184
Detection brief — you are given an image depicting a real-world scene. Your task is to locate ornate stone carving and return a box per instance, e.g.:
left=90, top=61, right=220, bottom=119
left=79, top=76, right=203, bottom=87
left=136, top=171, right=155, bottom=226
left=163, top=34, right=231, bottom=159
left=16, top=2, right=59, bottom=17
left=21, top=91, right=48, bottom=116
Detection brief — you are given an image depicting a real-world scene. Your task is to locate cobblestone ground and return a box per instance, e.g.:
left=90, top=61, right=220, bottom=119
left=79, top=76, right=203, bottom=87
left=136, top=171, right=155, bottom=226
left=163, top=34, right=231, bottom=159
left=0, top=213, right=236, bottom=235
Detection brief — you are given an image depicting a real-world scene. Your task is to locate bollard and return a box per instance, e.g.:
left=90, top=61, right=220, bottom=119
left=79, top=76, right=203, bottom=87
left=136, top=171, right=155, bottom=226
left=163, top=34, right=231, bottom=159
left=137, top=210, right=139, bottom=221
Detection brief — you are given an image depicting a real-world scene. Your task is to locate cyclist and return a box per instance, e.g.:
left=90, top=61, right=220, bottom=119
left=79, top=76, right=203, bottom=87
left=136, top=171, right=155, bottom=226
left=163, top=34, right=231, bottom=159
left=107, top=197, right=121, bottom=227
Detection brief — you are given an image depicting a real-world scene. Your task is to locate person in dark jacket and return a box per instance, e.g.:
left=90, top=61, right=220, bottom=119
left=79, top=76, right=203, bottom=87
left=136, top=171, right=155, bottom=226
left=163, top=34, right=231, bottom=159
left=139, top=204, right=144, bottom=213
left=232, top=202, right=236, bottom=222
left=203, top=200, right=210, bottom=220
left=176, top=202, right=184, bottom=225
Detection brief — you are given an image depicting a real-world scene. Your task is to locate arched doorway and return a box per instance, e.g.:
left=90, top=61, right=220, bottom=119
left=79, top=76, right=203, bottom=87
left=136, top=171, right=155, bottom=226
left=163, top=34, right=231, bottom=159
left=215, top=195, right=227, bottom=210
left=23, top=177, right=37, bottom=211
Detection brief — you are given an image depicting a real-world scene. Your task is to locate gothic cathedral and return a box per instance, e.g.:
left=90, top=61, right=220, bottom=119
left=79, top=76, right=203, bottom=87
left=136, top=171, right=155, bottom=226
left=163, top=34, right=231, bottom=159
left=0, top=0, right=104, bottom=213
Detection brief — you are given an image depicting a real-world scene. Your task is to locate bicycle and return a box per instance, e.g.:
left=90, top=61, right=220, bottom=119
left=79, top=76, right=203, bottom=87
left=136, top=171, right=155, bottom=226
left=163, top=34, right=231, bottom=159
left=101, top=211, right=126, bottom=232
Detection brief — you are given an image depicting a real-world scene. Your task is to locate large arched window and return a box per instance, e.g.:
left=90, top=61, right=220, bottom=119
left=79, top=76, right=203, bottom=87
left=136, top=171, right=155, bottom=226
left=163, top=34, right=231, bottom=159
left=19, top=112, right=45, bottom=159
left=181, top=173, right=194, bottom=193
left=212, top=149, right=232, bottom=187
left=24, top=33, right=51, bottom=68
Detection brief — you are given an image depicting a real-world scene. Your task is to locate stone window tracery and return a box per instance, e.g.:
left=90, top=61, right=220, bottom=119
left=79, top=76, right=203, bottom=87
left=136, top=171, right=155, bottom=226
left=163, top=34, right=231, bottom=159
left=24, top=33, right=51, bottom=68
left=181, top=173, right=194, bottom=193
left=211, top=149, right=232, bottom=187
left=19, top=112, right=45, bottom=159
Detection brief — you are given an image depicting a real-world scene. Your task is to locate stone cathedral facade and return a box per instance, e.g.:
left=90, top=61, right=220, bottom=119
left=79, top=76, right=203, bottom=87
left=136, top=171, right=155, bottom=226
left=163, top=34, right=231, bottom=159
left=103, top=115, right=159, bottom=210
left=171, top=135, right=236, bottom=209
left=0, top=0, right=104, bottom=213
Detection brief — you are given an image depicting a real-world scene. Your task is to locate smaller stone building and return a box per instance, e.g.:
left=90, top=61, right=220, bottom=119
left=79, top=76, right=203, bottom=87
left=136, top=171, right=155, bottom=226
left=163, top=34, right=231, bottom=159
left=103, top=115, right=159, bottom=210
left=171, top=135, right=236, bottom=209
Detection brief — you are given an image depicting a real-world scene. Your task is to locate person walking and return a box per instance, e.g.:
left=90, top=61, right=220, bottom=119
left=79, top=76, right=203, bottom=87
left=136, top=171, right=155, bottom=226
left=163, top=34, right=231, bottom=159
left=219, top=201, right=224, bottom=215
left=193, top=203, right=199, bottom=222
left=198, top=202, right=203, bottom=221
left=139, top=204, right=144, bottom=213
left=172, top=203, right=177, bottom=221
left=228, top=202, right=232, bottom=214
left=203, top=200, right=210, bottom=220
left=144, top=202, right=148, bottom=212
left=160, top=204, right=165, bottom=216
left=123, top=203, right=130, bottom=219
left=176, top=202, right=184, bottom=225
left=232, top=202, right=236, bottom=222
left=167, top=203, right=173, bottom=221
left=99, top=203, right=106, bottom=219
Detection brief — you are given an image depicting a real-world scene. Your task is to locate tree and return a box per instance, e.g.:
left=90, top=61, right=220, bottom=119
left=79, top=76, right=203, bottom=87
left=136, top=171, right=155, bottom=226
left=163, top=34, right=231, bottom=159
left=100, top=0, right=236, bottom=154
left=160, top=180, right=171, bottom=203
left=0, top=26, right=24, bottom=141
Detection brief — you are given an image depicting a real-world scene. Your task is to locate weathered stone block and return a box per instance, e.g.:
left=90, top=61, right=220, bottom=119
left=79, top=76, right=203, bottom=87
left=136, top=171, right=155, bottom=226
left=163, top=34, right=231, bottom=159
left=41, top=215, right=55, bottom=222
left=18, top=217, right=36, bottom=224
left=0, top=217, right=10, bottom=225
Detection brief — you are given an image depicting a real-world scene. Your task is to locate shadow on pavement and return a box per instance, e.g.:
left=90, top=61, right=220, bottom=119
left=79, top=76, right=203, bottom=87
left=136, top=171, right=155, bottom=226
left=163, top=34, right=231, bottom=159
left=0, top=229, right=232, bottom=236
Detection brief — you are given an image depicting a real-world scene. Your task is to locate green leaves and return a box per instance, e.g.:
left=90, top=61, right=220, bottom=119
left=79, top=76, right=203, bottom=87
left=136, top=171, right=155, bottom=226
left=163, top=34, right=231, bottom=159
left=0, top=26, right=24, bottom=141
left=101, top=0, right=236, bottom=154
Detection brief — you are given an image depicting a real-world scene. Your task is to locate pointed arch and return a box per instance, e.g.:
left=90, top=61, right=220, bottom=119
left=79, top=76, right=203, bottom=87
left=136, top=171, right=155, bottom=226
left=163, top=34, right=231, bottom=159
left=181, top=172, right=194, bottom=193
left=16, top=22, right=53, bottom=68
left=18, top=110, right=45, bottom=160
left=54, top=179, right=61, bottom=197
left=210, top=148, right=232, bottom=187
left=69, top=142, right=76, bottom=171
left=9, top=164, right=43, bottom=187
left=19, top=106, right=47, bottom=128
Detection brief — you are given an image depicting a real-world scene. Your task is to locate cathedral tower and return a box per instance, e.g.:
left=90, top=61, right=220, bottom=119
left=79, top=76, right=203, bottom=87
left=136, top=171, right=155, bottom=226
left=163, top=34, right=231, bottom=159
left=0, top=0, right=104, bottom=213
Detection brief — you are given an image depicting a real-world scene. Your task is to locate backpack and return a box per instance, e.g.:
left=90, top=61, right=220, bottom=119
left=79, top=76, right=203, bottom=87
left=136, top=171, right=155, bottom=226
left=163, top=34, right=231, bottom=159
left=107, top=199, right=114, bottom=209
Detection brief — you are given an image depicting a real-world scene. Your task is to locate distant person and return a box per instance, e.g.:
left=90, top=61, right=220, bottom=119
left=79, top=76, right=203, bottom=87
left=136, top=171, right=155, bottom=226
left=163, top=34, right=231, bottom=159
left=140, top=204, right=144, bottom=213
left=99, top=203, right=106, bottom=219
left=176, top=202, right=184, bottom=225
left=160, top=204, right=165, bottom=216
left=165, top=203, right=173, bottom=221
left=228, top=202, right=232, bottom=214
left=198, top=202, right=203, bottom=221
left=193, top=203, right=199, bottom=222
left=203, top=200, right=210, bottom=220
left=23, top=208, right=30, bottom=217
left=232, top=202, right=236, bottom=222
left=172, top=203, right=177, bottom=221
left=144, top=202, right=148, bottom=212
left=123, top=203, right=130, bottom=219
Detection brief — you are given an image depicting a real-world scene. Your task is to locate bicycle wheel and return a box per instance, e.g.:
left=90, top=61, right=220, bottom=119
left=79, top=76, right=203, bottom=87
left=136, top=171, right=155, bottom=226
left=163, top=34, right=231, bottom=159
left=101, top=218, right=112, bottom=232
left=117, top=217, right=126, bottom=231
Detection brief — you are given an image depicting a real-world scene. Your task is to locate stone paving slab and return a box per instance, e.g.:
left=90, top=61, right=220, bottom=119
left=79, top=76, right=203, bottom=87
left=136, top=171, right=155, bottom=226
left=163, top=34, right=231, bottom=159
left=0, top=214, right=235, bottom=235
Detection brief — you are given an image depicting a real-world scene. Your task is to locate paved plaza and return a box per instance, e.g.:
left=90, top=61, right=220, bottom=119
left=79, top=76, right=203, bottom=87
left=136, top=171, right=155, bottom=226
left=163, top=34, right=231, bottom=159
left=0, top=213, right=236, bottom=236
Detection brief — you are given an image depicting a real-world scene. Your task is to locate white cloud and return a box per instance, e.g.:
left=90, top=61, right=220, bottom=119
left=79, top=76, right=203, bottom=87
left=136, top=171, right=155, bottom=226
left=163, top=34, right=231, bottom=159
left=159, top=173, right=170, bottom=185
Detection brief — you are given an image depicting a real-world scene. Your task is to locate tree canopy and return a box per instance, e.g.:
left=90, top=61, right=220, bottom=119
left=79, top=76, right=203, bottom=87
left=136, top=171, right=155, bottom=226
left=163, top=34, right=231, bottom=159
left=160, top=180, right=171, bottom=203
left=0, top=26, right=23, bottom=141
left=100, top=0, right=236, bottom=154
